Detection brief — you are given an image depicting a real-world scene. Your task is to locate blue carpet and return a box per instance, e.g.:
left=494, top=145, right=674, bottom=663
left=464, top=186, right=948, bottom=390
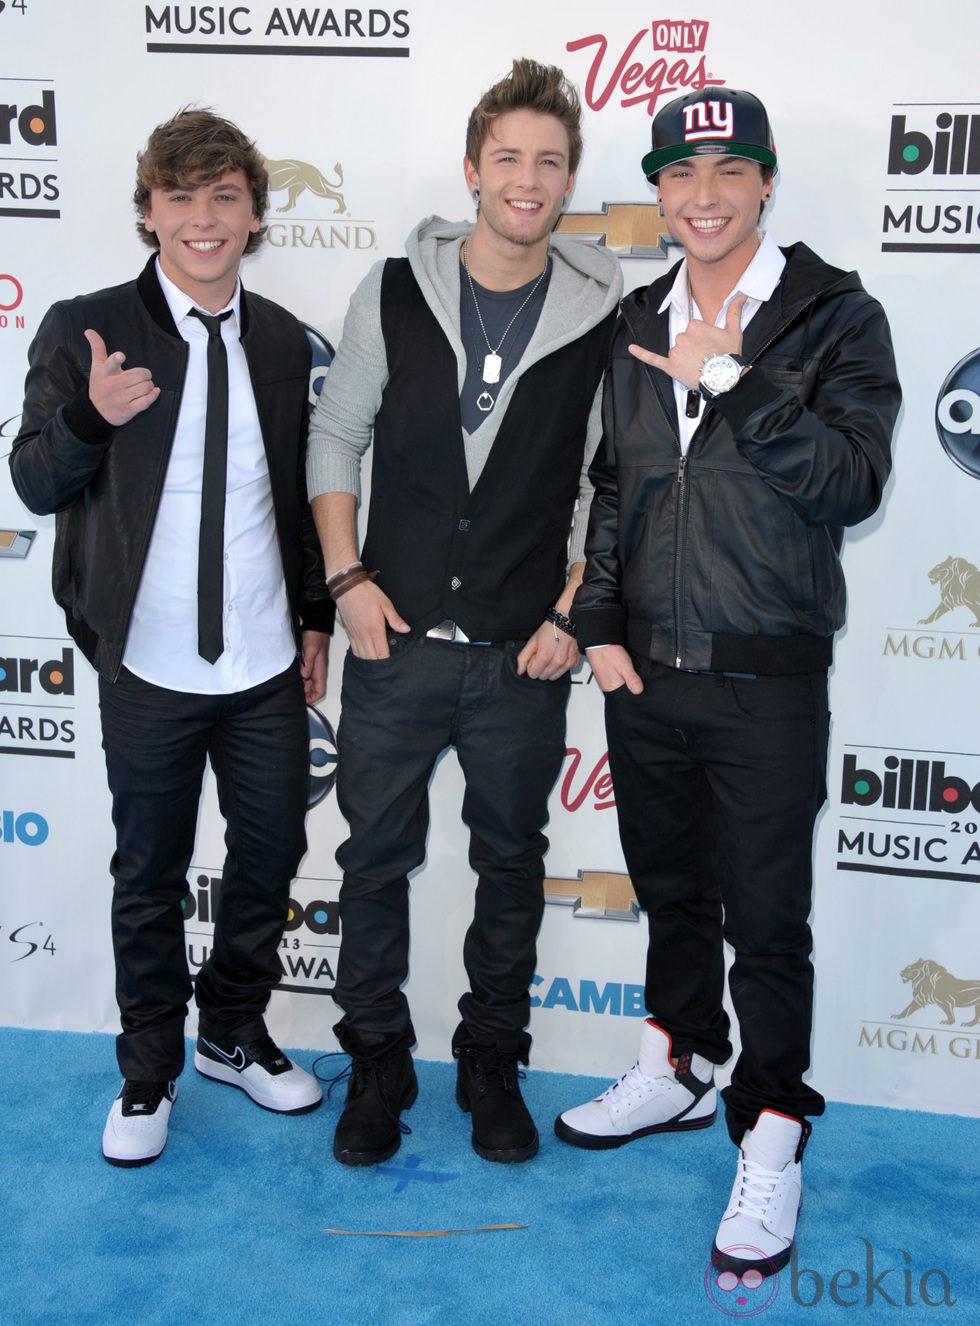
left=1, top=1028, right=976, bottom=1324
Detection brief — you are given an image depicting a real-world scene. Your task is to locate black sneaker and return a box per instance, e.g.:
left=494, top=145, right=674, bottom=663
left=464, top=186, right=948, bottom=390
left=332, top=1036, right=418, bottom=1167
left=194, top=1033, right=322, bottom=1114
left=454, top=1045, right=539, bottom=1163
left=102, top=1078, right=178, bottom=1167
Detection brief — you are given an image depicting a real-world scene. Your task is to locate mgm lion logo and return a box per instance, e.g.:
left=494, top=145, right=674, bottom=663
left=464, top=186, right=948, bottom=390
left=263, top=157, right=346, bottom=214
left=918, top=556, right=980, bottom=628
left=893, top=959, right=980, bottom=1027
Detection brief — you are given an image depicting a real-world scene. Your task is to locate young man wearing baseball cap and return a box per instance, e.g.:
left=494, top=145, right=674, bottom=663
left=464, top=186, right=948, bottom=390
left=556, top=88, right=901, bottom=1277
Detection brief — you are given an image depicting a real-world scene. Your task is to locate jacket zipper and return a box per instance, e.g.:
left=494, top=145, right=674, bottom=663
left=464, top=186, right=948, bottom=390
left=674, top=453, right=688, bottom=668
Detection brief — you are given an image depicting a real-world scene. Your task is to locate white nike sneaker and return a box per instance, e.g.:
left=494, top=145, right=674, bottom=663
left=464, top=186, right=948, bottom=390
left=554, top=1019, right=715, bottom=1149
left=194, top=1033, right=322, bottom=1114
left=102, top=1078, right=178, bottom=1167
left=712, top=1109, right=804, bottom=1278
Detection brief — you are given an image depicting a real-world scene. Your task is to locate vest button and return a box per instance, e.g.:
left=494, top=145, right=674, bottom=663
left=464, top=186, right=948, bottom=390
left=450, top=577, right=462, bottom=591
left=458, top=519, right=471, bottom=531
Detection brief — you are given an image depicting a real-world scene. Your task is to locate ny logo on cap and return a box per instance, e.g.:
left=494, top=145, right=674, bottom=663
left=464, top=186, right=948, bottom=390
left=682, top=101, right=734, bottom=142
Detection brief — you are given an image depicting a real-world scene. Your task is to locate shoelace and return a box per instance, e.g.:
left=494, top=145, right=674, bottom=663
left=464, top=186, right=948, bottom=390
left=121, top=1080, right=171, bottom=1114
left=729, top=1155, right=791, bottom=1221
left=239, top=1034, right=288, bottom=1070
left=311, top=1050, right=412, bottom=1137
left=312, top=1050, right=353, bottom=1098
left=599, top=1060, right=665, bottom=1104
left=460, top=1048, right=525, bottom=1096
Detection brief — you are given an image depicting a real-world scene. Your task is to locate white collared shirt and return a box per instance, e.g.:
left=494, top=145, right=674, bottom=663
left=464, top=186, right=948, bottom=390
left=122, top=258, right=294, bottom=694
left=659, top=230, right=786, bottom=455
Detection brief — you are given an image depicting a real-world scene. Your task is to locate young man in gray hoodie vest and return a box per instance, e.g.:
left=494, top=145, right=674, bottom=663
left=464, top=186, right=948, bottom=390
left=307, top=58, right=622, bottom=1168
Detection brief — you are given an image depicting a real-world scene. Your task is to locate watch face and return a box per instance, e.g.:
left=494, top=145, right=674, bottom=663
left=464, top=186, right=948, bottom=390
left=700, top=354, right=742, bottom=395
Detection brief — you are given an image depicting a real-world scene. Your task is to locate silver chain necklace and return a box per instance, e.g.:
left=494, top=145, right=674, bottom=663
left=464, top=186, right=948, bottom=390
left=462, top=239, right=548, bottom=412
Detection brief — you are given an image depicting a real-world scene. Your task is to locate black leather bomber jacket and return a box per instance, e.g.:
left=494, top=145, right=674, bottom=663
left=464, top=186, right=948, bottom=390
left=10, top=257, right=333, bottom=680
left=574, top=243, right=902, bottom=675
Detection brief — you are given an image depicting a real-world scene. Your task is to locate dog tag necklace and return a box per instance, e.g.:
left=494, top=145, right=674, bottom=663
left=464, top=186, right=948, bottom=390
left=463, top=240, right=548, bottom=412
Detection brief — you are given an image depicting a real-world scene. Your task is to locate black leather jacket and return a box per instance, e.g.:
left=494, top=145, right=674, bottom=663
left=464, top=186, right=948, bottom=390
left=575, top=243, right=901, bottom=675
left=10, top=258, right=333, bottom=680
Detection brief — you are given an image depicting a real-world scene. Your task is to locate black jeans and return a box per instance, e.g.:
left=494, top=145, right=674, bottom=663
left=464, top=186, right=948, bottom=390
left=334, top=634, right=570, bottom=1054
left=604, top=664, right=829, bottom=1142
left=98, top=663, right=309, bottom=1080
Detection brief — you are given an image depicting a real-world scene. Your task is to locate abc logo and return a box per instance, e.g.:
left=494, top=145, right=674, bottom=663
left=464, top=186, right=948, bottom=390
left=935, top=347, right=980, bottom=479
left=302, top=324, right=334, bottom=413
left=307, top=705, right=338, bottom=808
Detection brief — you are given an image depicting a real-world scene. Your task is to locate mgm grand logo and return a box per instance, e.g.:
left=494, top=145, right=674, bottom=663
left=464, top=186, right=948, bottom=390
left=884, top=553, right=980, bottom=661
left=263, top=153, right=377, bottom=252
left=859, top=958, right=980, bottom=1062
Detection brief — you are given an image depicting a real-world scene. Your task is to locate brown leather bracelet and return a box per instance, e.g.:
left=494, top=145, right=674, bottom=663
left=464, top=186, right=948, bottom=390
left=329, top=567, right=379, bottom=601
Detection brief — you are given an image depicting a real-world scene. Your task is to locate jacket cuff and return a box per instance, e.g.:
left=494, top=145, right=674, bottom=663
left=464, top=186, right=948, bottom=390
left=301, top=598, right=336, bottom=635
left=62, top=388, right=116, bottom=444
left=709, top=365, right=790, bottom=434
left=573, top=604, right=626, bottom=650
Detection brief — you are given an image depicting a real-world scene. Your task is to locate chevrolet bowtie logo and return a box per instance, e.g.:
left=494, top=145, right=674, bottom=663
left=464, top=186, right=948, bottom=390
left=555, top=202, right=677, bottom=258
left=544, top=870, right=640, bottom=921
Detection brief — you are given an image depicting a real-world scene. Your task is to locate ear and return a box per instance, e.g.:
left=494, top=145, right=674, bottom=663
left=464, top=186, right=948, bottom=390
left=249, top=212, right=261, bottom=233
left=142, top=209, right=156, bottom=234
left=564, top=169, right=576, bottom=200
left=463, top=154, right=480, bottom=197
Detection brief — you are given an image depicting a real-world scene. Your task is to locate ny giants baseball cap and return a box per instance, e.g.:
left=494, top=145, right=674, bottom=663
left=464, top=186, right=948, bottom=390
left=642, top=88, right=778, bottom=182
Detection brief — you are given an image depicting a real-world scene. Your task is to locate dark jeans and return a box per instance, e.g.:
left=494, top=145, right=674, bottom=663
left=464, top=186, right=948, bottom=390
left=98, top=663, right=309, bottom=1080
left=604, top=664, right=829, bottom=1143
left=334, top=634, right=569, bottom=1055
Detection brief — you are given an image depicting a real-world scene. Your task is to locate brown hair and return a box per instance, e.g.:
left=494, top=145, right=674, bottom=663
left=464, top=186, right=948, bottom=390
left=133, top=108, right=268, bottom=253
left=466, top=58, right=584, bottom=176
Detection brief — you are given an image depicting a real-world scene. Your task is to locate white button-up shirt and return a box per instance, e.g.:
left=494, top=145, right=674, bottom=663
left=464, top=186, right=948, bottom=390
left=122, top=259, right=295, bottom=694
left=659, top=230, right=786, bottom=455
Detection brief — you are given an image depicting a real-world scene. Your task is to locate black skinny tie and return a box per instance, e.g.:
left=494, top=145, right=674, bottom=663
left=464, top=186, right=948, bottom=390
left=189, top=308, right=232, bottom=663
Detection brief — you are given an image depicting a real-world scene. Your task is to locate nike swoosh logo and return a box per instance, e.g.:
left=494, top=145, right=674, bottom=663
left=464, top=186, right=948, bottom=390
left=202, top=1038, right=247, bottom=1071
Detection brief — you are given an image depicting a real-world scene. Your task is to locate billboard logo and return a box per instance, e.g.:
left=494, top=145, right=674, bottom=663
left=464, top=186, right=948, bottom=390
left=882, top=103, right=980, bottom=254
left=0, top=85, right=60, bottom=219
left=0, top=646, right=74, bottom=696
left=0, top=89, right=56, bottom=146
left=145, top=5, right=410, bottom=55
left=0, top=810, right=49, bottom=845
left=888, top=112, right=980, bottom=177
left=184, top=868, right=339, bottom=995
left=835, top=745, right=980, bottom=885
left=840, top=752, right=980, bottom=815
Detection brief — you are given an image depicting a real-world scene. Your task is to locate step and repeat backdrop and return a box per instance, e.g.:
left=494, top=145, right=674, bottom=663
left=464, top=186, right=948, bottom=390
left=2, top=1, right=978, bottom=1115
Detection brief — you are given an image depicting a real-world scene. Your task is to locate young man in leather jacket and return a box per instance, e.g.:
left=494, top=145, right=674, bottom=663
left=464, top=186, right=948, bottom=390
left=555, top=88, right=901, bottom=1279
left=10, top=109, right=332, bottom=1167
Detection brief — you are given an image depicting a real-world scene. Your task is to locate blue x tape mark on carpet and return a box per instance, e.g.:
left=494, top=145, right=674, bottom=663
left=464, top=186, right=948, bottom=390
left=375, top=1153, right=461, bottom=1192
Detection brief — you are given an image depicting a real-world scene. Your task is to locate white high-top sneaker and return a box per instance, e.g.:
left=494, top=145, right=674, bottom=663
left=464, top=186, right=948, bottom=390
left=554, top=1019, right=715, bottom=1149
left=712, top=1109, right=804, bottom=1278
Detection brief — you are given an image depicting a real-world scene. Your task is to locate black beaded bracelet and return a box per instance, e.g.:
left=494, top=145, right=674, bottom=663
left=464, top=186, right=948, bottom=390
left=545, top=607, right=577, bottom=639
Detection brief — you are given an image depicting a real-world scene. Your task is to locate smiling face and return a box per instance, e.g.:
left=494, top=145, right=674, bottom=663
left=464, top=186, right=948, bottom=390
left=464, top=109, right=574, bottom=261
left=142, top=169, right=260, bottom=312
left=657, top=154, right=771, bottom=282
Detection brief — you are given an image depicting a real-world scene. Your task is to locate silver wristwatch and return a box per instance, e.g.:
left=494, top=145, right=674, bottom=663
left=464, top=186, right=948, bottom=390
left=698, top=353, right=747, bottom=400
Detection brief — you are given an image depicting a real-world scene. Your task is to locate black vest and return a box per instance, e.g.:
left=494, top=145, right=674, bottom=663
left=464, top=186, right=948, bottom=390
left=362, top=258, right=614, bottom=640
